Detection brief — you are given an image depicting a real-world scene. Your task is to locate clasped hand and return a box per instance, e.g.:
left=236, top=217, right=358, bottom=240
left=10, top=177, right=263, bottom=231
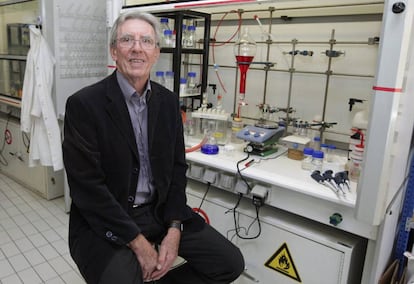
left=129, top=228, right=181, bottom=282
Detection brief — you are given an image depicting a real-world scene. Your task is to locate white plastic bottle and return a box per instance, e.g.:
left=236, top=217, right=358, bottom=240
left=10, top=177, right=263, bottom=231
left=165, top=71, right=174, bottom=92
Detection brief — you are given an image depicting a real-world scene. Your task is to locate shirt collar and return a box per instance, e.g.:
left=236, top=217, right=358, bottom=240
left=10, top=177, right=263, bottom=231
left=116, top=71, right=152, bottom=102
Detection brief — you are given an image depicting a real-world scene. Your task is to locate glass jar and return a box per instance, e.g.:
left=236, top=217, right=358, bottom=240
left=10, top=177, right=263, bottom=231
left=349, top=157, right=362, bottom=182
left=185, top=25, right=196, bottom=48
left=165, top=71, right=174, bottom=92
left=301, top=147, right=314, bottom=171
left=327, top=144, right=337, bottom=162
left=179, top=78, right=187, bottom=96
left=311, top=150, right=324, bottom=172
left=312, top=136, right=321, bottom=150
left=155, top=71, right=165, bottom=86
left=231, top=117, right=244, bottom=144
left=320, top=143, right=329, bottom=161
left=187, top=72, right=198, bottom=94
left=162, top=29, right=173, bottom=47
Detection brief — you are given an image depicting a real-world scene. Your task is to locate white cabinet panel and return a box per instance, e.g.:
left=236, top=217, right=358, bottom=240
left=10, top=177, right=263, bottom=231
left=187, top=179, right=366, bottom=284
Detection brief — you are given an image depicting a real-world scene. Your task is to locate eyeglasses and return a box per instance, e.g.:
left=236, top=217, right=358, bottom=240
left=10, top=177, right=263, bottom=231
left=117, top=36, right=158, bottom=49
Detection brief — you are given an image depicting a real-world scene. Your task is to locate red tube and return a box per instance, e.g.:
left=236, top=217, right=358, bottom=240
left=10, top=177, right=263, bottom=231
left=185, top=137, right=208, bottom=153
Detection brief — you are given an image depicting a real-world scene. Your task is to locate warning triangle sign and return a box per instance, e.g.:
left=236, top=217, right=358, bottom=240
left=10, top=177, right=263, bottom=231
left=265, top=242, right=301, bottom=282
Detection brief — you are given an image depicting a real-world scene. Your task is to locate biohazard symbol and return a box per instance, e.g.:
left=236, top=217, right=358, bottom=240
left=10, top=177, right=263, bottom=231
left=265, top=242, right=301, bottom=282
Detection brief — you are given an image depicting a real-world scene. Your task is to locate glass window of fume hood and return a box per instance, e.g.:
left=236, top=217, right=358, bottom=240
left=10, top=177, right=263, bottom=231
left=0, top=0, right=38, bottom=99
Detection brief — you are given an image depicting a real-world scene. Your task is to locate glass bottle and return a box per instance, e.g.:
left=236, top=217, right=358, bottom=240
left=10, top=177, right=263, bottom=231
left=155, top=71, right=165, bottom=86
left=160, top=18, right=170, bottom=33
left=165, top=71, right=174, bottom=92
left=185, top=25, right=196, bottom=48
left=179, top=78, right=187, bottom=96
left=320, top=143, right=329, bottom=161
left=162, top=30, right=173, bottom=48
left=312, top=136, right=321, bottom=151
left=187, top=72, right=198, bottom=94
left=311, top=150, right=324, bottom=172
left=327, top=144, right=337, bottom=162
left=301, top=147, right=314, bottom=171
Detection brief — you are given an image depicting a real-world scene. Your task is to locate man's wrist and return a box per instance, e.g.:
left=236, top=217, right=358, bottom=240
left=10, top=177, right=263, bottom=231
left=169, top=221, right=182, bottom=231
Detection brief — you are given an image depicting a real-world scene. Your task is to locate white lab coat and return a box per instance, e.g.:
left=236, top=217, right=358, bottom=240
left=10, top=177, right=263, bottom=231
left=21, top=26, right=63, bottom=171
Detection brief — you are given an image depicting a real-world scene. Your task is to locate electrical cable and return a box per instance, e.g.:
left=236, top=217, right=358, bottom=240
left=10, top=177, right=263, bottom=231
left=0, top=113, right=11, bottom=167
left=225, top=154, right=262, bottom=240
left=22, top=132, right=30, bottom=153
left=197, top=182, right=211, bottom=211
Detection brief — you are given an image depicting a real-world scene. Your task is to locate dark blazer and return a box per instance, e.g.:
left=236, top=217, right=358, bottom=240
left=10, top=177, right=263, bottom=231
left=62, top=71, right=204, bottom=284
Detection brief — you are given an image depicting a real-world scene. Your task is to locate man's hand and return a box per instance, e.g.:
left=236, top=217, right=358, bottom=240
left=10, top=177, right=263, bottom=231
left=150, top=227, right=181, bottom=280
left=128, top=234, right=159, bottom=282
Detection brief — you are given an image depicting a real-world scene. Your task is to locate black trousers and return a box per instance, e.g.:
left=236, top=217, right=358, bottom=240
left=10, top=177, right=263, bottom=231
left=99, top=205, right=245, bottom=284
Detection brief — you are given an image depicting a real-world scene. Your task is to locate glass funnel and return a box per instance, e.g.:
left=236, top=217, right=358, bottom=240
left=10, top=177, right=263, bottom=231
left=234, top=28, right=257, bottom=100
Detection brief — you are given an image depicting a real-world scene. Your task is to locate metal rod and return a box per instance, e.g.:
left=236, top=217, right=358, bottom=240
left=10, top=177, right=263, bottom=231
left=320, top=29, right=336, bottom=141
left=208, top=2, right=384, bottom=16
left=284, top=39, right=297, bottom=135
left=184, top=62, right=375, bottom=78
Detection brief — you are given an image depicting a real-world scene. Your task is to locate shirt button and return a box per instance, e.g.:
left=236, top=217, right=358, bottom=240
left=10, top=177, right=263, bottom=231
left=105, top=231, right=113, bottom=238
left=128, top=196, right=134, bottom=202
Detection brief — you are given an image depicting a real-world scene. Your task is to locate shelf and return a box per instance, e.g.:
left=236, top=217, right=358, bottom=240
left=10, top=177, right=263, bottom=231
left=160, top=47, right=204, bottom=54
left=0, top=54, right=27, bottom=60
left=152, top=10, right=211, bottom=110
left=0, top=94, right=21, bottom=108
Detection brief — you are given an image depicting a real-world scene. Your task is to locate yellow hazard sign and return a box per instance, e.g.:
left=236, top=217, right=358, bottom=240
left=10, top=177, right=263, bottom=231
left=265, top=242, right=301, bottom=282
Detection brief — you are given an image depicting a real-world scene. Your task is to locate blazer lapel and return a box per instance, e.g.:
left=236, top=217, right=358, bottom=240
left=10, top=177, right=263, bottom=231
left=147, top=83, right=161, bottom=153
left=105, top=74, right=139, bottom=160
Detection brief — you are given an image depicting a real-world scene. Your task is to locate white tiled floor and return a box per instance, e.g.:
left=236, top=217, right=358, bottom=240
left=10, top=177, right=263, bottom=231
left=0, top=173, right=86, bottom=284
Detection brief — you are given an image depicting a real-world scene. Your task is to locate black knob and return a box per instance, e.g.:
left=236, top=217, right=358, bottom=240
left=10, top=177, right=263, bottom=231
left=392, top=2, right=406, bottom=13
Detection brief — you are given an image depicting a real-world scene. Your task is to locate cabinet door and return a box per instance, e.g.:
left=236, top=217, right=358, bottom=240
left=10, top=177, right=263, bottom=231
left=186, top=183, right=362, bottom=284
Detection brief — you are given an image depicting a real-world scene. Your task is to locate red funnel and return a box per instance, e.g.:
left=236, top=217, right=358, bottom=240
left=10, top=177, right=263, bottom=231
left=236, top=55, right=254, bottom=94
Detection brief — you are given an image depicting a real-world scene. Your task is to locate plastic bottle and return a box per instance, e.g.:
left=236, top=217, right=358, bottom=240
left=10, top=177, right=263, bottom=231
left=162, top=30, right=173, bottom=48
left=185, top=25, right=196, bottom=48
left=179, top=78, right=187, bottom=96
left=155, top=71, right=165, bottom=86
left=165, top=71, right=174, bottom=92
left=301, top=147, right=314, bottom=171
left=311, top=150, right=324, bottom=172
left=187, top=72, right=198, bottom=94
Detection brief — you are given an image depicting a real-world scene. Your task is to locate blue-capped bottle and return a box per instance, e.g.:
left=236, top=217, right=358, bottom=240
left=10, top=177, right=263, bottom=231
left=155, top=71, right=165, bottom=86
left=185, top=25, right=196, bottom=48
left=301, top=147, right=314, bottom=171
left=311, top=150, right=324, bottom=172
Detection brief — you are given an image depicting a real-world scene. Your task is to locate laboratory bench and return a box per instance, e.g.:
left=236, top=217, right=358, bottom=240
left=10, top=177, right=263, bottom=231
left=185, top=139, right=377, bottom=240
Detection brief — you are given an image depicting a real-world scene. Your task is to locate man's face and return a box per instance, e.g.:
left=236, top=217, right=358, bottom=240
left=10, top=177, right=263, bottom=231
left=111, top=19, right=160, bottom=83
